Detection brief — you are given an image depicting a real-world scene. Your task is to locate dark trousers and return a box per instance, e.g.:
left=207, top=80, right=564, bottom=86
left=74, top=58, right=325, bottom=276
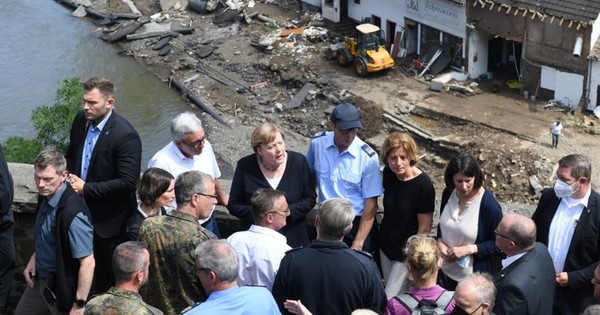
left=343, top=216, right=378, bottom=254
left=0, top=220, right=14, bottom=312
left=91, top=233, right=123, bottom=294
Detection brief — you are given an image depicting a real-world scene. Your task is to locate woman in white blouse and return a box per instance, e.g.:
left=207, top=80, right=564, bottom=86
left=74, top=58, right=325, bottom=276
left=436, top=153, right=503, bottom=290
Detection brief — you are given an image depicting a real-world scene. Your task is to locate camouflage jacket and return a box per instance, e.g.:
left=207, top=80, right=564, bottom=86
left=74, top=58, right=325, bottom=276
left=138, top=210, right=217, bottom=315
left=84, top=286, right=163, bottom=315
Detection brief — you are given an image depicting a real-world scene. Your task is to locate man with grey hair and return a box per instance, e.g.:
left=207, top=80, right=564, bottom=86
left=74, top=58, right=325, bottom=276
left=148, top=111, right=227, bottom=236
left=181, top=240, right=280, bottom=314
left=272, top=198, right=386, bottom=315
left=492, top=213, right=555, bottom=314
left=227, top=188, right=291, bottom=291
left=453, top=272, right=496, bottom=315
left=532, top=154, right=600, bottom=314
left=85, top=241, right=162, bottom=314
left=138, top=171, right=218, bottom=314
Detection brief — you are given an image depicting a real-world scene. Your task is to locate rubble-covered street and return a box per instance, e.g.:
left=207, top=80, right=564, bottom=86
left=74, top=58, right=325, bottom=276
left=62, top=0, right=600, bottom=208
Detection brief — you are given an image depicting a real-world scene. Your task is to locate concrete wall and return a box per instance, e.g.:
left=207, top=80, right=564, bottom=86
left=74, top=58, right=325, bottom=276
left=589, top=61, right=600, bottom=109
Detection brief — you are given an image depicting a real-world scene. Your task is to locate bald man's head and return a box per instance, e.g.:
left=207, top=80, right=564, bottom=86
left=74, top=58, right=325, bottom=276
left=503, top=213, right=536, bottom=251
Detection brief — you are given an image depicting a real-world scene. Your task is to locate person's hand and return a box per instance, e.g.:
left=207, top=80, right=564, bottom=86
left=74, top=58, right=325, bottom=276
left=69, top=305, right=84, bottom=315
left=556, top=272, right=569, bottom=287
left=350, top=239, right=364, bottom=251
left=69, top=174, right=85, bottom=195
left=23, top=256, right=36, bottom=288
left=447, top=245, right=472, bottom=260
left=284, top=299, right=312, bottom=315
left=437, top=240, right=453, bottom=262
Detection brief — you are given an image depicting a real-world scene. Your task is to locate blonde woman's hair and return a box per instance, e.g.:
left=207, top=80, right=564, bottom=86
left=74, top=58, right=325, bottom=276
left=404, top=234, right=439, bottom=281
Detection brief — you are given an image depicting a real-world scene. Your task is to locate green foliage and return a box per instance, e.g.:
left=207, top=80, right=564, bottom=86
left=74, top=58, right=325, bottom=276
left=31, top=78, right=83, bottom=153
left=3, top=136, right=43, bottom=164
left=3, top=78, right=82, bottom=163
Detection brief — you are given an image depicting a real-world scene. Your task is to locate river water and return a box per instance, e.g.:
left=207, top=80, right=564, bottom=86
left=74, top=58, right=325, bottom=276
left=0, top=0, right=191, bottom=166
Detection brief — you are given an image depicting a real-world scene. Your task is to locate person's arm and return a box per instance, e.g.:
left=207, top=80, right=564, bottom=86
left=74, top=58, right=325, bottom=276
left=214, top=180, right=228, bottom=206
left=351, top=197, right=377, bottom=250
left=473, top=191, right=503, bottom=256
left=284, top=154, right=316, bottom=224
left=0, top=145, right=13, bottom=215
left=23, top=253, right=36, bottom=288
left=417, top=213, right=433, bottom=234
left=80, top=131, right=142, bottom=200
left=69, top=255, right=95, bottom=315
left=227, top=160, right=254, bottom=225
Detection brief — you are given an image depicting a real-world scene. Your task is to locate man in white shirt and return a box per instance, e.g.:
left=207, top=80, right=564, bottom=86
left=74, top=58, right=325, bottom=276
left=148, top=111, right=228, bottom=237
left=532, top=154, right=600, bottom=314
left=227, top=189, right=291, bottom=291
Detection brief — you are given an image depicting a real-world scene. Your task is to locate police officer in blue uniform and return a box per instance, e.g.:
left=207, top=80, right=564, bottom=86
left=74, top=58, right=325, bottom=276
left=306, top=102, right=383, bottom=253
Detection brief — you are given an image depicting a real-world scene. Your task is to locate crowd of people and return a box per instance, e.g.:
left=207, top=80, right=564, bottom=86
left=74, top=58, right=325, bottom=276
left=1, top=77, right=600, bottom=315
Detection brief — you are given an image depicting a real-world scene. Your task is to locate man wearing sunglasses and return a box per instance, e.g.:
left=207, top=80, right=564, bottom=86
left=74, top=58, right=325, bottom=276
left=492, top=213, right=555, bottom=315
left=148, top=111, right=228, bottom=237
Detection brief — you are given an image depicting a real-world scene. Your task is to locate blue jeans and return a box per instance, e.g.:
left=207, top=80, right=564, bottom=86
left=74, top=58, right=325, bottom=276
left=551, top=133, right=560, bottom=147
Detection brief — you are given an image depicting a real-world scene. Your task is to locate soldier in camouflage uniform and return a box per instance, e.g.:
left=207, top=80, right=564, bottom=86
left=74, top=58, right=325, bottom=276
left=139, top=171, right=218, bottom=315
left=85, top=241, right=162, bottom=315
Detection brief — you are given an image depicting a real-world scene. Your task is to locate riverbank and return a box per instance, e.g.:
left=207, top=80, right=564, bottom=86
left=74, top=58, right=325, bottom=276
left=53, top=0, right=600, bottom=205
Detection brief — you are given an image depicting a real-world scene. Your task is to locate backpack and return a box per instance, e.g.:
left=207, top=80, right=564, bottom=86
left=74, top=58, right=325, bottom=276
left=394, top=290, right=454, bottom=315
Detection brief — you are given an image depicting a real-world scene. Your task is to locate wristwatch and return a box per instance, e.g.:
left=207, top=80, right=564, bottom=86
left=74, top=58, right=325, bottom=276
left=74, top=299, right=86, bottom=308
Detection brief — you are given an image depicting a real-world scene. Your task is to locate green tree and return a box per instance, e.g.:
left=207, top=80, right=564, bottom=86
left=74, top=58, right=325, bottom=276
left=3, top=78, right=82, bottom=163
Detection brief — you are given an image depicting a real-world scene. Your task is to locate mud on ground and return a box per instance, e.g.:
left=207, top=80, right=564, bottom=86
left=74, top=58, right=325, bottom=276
left=88, top=0, right=600, bottom=206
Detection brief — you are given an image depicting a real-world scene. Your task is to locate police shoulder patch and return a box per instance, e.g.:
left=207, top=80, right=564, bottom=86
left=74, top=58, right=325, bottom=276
left=361, top=144, right=376, bottom=157
left=312, top=131, right=327, bottom=138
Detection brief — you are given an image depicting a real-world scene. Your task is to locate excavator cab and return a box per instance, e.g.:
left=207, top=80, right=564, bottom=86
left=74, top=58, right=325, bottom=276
left=337, top=23, right=395, bottom=76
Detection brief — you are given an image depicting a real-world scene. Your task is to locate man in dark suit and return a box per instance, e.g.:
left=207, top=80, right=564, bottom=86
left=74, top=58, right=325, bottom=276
left=493, top=213, right=555, bottom=315
left=65, top=77, right=142, bottom=294
left=532, top=154, right=600, bottom=315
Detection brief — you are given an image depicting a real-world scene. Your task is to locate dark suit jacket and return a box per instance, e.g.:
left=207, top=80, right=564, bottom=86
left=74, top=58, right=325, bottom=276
left=493, top=242, right=555, bottom=315
left=531, top=188, right=600, bottom=314
left=65, top=110, right=141, bottom=238
left=228, top=151, right=316, bottom=247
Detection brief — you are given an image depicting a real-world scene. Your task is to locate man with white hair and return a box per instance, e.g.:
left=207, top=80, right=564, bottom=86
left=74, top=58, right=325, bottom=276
left=272, top=198, right=386, bottom=315
left=453, top=272, right=496, bottom=315
left=148, top=111, right=227, bottom=236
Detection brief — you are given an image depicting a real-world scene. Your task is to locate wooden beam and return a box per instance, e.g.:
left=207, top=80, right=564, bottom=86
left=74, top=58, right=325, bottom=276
left=550, top=16, right=555, bottom=23
left=568, top=20, right=573, bottom=28
left=559, top=18, right=564, bottom=26
left=522, top=9, right=527, bottom=17
left=541, top=14, right=547, bottom=21
left=506, top=6, right=511, bottom=14
left=489, top=2, right=494, bottom=10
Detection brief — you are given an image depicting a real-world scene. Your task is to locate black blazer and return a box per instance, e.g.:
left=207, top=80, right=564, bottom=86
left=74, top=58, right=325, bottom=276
left=65, top=110, right=142, bottom=238
left=493, top=242, right=556, bottom=315
left=531, top=188, right=600, bottom=314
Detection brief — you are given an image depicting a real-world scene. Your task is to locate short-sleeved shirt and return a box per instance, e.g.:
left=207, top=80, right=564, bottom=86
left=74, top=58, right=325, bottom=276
left=180, top=286, right=281, bottom=315
left=148, top=140, right=221, bottom=180
left=306, top=132, right=383, bottom=216
left=551, top=122, right=563, bottom=135
left=227, top=225, right=291, bottom=291
left=85, top=286, right=163, bottom=315
left=35, top=184, right=94, bottom=277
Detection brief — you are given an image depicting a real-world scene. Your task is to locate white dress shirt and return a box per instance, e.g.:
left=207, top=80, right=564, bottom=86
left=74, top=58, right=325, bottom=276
left=227, top=225, right=291, bottom=291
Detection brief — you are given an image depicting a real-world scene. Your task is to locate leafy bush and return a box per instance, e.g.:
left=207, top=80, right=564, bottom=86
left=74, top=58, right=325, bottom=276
left=3, top=78, right=82, bottom=163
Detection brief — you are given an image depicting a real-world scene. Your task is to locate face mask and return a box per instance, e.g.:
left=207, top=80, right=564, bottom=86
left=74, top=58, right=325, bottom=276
left=554, top=179, right=578, bottom=198
left=451, top=304, right=482, bottom=315
left=450, top=306, right=471, bottom=315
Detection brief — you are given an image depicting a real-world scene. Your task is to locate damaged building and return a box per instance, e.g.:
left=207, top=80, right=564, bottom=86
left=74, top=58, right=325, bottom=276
left=318, top=0, right=600, bottom=110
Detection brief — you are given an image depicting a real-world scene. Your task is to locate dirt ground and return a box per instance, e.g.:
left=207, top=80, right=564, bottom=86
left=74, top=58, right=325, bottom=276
left=86, top=0, right=600, bottom=207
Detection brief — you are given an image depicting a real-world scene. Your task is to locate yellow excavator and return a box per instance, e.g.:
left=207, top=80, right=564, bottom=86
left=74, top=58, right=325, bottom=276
left=336, top=23, right=395, bottom=77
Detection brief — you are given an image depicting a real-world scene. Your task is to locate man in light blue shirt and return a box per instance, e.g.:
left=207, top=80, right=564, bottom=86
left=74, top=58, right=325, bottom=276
left=181, top=240, right=280, bottom=315
left=306, top=103, right=382, bottom=253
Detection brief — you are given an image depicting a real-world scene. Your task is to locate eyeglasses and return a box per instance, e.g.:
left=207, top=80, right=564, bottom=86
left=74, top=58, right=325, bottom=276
left=592, top=277, right=600, bottom=286
left=268, top=208, right=291, bottom=217
left=494, top=229, right=518, bottom=245
left=195, top=192, right=218, bottom=201
left=181, top=136, right=206, bottom=148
